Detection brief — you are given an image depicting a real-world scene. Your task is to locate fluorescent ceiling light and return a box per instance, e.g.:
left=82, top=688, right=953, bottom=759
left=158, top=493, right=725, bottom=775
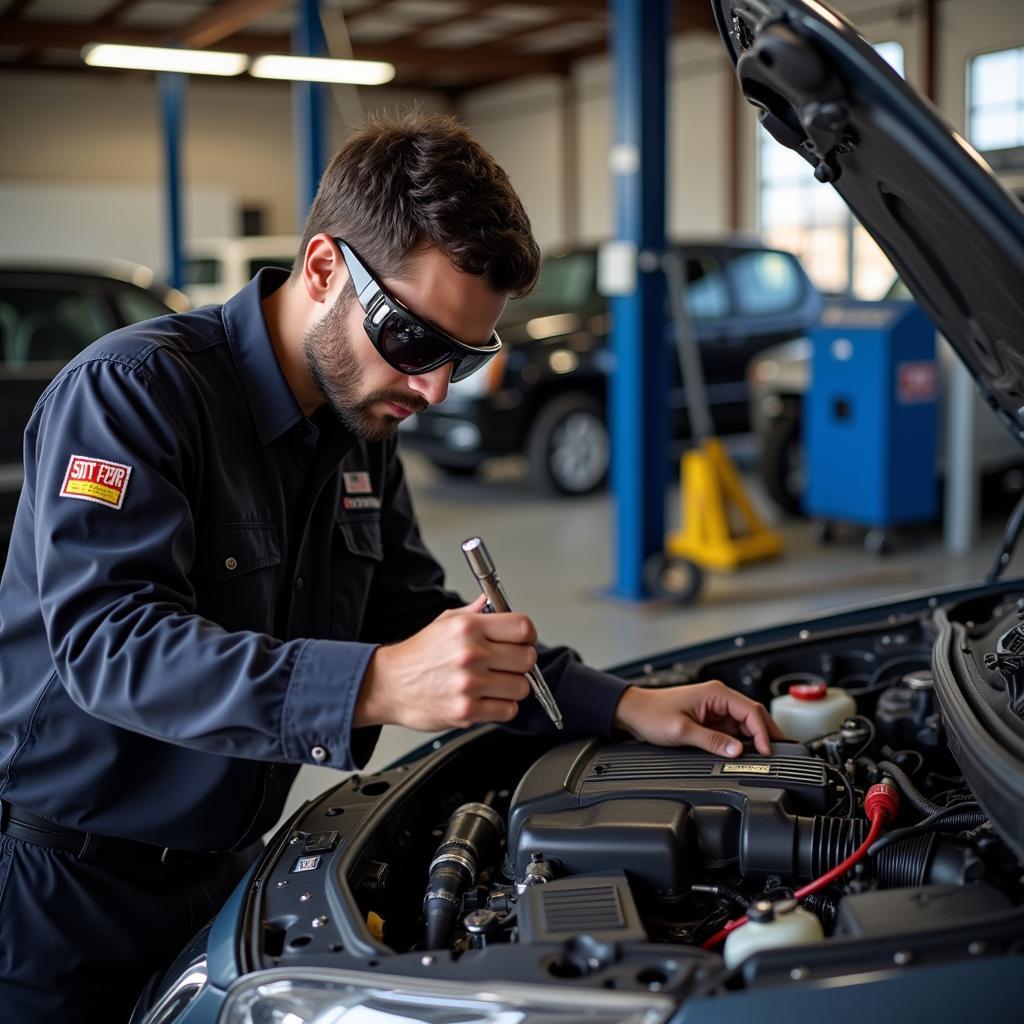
left=249, top=54, right=395, bottom=85
left=82, top=43, right=247, bottom=77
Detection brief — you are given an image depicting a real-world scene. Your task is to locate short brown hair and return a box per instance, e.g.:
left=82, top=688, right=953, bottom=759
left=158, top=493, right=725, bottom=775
left=297, top=111, right=540, bottom=297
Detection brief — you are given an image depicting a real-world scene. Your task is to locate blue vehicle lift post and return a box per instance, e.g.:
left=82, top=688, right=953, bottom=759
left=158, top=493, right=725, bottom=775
left=294, top=0, right=328, bottom=227
left=158, top=71, right=186, bottom=290
left=608, top=0, right=670, bottom=601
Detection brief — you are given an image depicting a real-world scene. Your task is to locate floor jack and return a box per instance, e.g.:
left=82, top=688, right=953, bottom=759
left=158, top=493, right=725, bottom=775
left=644, top=253, right=784, bottom=603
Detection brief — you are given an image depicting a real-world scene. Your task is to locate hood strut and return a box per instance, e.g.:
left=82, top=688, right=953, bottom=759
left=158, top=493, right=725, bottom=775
left=986, top=490, right=1024, bottom=582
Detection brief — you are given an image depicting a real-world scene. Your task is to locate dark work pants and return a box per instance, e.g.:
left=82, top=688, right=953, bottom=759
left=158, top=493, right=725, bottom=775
left=0, top=832, right=257, bottom=1023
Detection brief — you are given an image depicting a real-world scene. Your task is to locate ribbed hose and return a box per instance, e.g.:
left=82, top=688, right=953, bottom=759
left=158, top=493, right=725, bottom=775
left=804, top=817, right=949, bottom=886
left=872, top=832, right=936, bottom=887
left=878, top=761, right=987, bottom=826
left=805, top=815, right=863, bottom=877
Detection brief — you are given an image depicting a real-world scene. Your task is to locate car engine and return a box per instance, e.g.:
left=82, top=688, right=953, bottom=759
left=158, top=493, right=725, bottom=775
left=250, top=586, right=1024, bottom=995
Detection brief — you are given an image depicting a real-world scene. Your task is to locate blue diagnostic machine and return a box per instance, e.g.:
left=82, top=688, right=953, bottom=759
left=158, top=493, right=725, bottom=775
left=804, top=300, right=938, bottom=529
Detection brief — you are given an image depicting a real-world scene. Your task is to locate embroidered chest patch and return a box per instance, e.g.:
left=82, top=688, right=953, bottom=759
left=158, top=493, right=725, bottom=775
left=59, top=455, right=133, bottom=509
left=343, top=496, right=381, bottom=511
left=342, top=471, right=372, bottom=494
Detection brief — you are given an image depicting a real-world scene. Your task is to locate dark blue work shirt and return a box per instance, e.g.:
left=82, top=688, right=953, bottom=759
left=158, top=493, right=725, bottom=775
left=0, top=269, right=628, bottom=852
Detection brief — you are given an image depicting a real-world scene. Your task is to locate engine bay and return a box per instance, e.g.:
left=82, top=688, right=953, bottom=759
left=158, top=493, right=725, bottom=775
left=248, top=583, right=1024, bottom=996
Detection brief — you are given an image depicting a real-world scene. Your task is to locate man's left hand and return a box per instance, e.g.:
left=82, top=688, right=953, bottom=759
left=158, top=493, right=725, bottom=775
left=613, top=680, right=782, bottom=756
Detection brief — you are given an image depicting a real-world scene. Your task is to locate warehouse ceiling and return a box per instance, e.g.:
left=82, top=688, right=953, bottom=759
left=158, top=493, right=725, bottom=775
left=0, top=0, right=719, bottom=92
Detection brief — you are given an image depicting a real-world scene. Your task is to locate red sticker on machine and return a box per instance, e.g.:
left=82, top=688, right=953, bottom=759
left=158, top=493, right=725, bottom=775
left=59, top=455, right=133, bottom=509
left=897, top=362, right=937, bottom=404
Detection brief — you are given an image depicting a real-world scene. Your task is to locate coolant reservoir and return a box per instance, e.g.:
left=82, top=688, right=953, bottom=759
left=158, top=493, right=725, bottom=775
left=723, top=899, right=824, bottom=968
left=769, top=681, right=856, bottom=742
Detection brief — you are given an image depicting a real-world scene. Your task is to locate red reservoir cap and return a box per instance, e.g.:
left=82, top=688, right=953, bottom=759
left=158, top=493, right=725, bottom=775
left=789, top=682, right=828, bottom=701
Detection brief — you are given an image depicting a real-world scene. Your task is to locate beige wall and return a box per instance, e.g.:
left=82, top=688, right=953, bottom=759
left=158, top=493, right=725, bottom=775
left=462, top=0, right=1024, bottom=252
left=0, top=72, right=450, bottom=271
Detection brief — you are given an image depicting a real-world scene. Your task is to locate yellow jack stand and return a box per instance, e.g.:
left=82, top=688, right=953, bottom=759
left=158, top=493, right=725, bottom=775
left=646, top=438, right=783, bottom=603
left=668, top=437, right=783, bottom=570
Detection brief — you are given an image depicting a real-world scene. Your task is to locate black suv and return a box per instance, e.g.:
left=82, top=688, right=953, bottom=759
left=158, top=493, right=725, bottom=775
left=400, top=239, right=822, bottom=494
left=0, top=264, right=183, bottom=547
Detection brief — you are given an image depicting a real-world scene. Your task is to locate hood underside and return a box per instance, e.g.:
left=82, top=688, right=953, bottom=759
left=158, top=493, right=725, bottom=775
left=713, top=0, right=1024, bottom=441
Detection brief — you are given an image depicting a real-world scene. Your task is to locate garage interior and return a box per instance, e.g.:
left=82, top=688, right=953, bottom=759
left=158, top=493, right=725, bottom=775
left=2, top=0, right=1024, bottom=1016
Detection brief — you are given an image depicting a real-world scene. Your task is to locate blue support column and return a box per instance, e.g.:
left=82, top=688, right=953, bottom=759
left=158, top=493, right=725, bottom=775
left=608, top=0, right=670, bottom=600
left=293, top=0, right=328, bottom=227
left=158, top=71, right=186, bottom=290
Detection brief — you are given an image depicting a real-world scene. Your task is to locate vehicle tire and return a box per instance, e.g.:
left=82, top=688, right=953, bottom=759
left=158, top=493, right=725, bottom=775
left=761, top=414, right=805, bottom=517
left=643, top=553, right=704, bottom=605
left=527, top=394, right=609, bottom=496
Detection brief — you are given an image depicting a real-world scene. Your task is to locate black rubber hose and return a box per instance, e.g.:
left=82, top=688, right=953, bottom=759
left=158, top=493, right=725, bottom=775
left=877, top=761, right=987, bottom=825
left=799, top=815, right=982, bottom=886
left=868, top=802, right=989, bottom=856
left=423, top=803, right=504, bottom=951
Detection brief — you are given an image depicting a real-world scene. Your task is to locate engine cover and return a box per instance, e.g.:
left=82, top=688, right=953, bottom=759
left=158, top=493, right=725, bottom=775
left=507, top=739, right=829, bottom=899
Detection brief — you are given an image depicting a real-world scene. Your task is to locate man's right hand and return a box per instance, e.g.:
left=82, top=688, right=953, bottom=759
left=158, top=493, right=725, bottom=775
left=353, top=595, right=537, bottom=731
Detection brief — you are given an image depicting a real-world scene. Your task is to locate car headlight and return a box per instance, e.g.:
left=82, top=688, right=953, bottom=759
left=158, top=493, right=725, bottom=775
left=138, top=956, right=208, bottom=1024
left=222, top=968, right=673, bottom=1024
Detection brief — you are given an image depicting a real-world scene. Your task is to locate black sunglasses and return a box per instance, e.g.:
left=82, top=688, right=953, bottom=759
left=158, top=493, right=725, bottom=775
left=333, top=238, right=502, bottom=384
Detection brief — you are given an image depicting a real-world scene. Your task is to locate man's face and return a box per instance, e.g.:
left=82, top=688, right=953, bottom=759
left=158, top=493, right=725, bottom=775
left=303, top=245, right=506, bottom=441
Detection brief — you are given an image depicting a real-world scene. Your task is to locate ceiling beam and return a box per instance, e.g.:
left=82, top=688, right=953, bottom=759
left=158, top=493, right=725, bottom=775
left=3, top=0, right=34, bottom=19
left=170, top=0, right=292, bottom=49
left=675, top=0, right=718, bottom=33
left=483, top=0, right=606, bottom=15
left=91, top=0, right=145, bottom=26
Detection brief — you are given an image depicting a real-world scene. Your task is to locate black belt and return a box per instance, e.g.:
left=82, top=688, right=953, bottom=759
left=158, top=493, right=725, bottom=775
left=0, top=802, right=217, bottom=867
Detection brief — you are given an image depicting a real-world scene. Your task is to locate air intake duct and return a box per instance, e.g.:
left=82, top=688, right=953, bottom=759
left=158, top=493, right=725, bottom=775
left=423, top=802, right=504, bottom=951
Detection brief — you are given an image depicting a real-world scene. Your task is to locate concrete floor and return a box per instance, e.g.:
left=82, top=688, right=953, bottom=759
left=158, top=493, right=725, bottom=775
left=276, top=445, right=1024, bottom=828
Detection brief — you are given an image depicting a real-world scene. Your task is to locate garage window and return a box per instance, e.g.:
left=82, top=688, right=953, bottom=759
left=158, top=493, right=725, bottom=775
left=968, top=47, right=1024, bottom=151
left=758, top=41, right=904, bottom=298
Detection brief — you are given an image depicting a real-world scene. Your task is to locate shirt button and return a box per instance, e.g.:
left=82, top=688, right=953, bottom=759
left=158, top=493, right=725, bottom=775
left=311, top=745, right=328, bottom=763
left=295, top=577, right=305, bottom=591
left=225, top=556, right=238, bottom=571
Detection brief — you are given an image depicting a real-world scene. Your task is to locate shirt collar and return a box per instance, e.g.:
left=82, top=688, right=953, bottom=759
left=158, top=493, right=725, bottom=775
left=221, top=268, right=305, bottom=446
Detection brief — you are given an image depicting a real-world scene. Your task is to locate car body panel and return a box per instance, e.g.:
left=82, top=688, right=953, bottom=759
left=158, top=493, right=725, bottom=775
left=133, top=577, right=1024, bottom=1024
left=184, top=237, right=297, bottom=307
left=0, top=265, right=181, bottom=545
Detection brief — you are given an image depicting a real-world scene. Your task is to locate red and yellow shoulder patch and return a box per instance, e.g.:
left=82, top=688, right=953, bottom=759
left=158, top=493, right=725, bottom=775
left=59, top=454, right=133, bottom=510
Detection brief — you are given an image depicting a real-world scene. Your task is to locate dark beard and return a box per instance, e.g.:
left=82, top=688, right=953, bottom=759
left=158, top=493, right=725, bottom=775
left=302, top=286, right=425, bottom=442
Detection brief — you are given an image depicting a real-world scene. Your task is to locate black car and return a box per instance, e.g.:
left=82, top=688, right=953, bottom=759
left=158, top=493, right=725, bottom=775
left=400, top=240, right=822, bottom=495
left=134, top=1, right=1024, bottom=1020
left=0, top=263, right=184, bottom=546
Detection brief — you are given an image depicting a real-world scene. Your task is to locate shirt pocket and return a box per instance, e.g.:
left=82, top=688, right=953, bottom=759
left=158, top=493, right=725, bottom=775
left=191, top=522, right=282, bottom=634
left=333, top=513, right=383, bottom=640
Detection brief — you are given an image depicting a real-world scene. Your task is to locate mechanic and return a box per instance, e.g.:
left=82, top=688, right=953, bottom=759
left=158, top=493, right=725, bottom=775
left=0, top=112, right=780, bottom=1022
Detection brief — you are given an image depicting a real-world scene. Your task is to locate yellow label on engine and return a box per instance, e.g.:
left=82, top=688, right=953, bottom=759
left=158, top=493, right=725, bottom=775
left=722, top=763, right=771, bottom=774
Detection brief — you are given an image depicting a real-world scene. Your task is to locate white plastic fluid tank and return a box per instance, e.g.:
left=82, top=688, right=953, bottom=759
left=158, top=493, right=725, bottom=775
left=723, top=899, right=825, bottom=968
left=769, top=681, right=856, bottom=742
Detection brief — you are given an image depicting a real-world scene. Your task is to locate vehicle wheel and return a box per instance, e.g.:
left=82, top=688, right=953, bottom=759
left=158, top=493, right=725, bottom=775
left=643, top=553, right=704, bottom=605
left=527, top=394, right=609, bottom=496
left=761, top=414, right=805, bottom=517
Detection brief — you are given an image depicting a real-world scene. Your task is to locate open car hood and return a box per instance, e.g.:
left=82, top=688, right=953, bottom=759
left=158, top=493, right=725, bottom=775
left=712, top=0, right=1024, bottom=442
left=712, top=0, right=1024, bottom=856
